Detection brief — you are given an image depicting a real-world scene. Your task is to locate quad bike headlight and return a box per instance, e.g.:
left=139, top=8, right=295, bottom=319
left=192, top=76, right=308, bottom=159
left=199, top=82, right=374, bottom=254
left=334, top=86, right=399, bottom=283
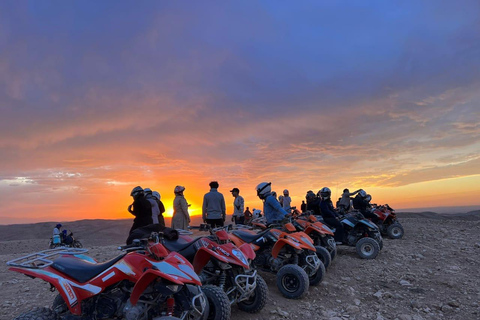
left=232, top=249, right=248, bottom=265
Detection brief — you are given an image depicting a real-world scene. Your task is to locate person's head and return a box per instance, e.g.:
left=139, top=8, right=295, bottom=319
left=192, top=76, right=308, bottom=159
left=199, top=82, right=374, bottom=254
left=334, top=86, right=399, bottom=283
left=302, top=200, right=305, bottom=204
left=152, top=191, right=161, bottom=200
left=343, top=188, right=349, bottom=194
left=255, top=182, right=271, bottom=200
left=271, top=191, right=277, bottom=199
left=358, top=189, right=367, bottom=198
left=319, top=187, right=331, bottom=200
left=144, top=188, right=152, bottom=195
left=306, top=190, right=315, bottom=201
left=130, top=186, right=144, bottom=199
left=365, top=194, right=372, bottom=202
left=283, top=189, right=289, bottom=196
left=56, top=223, right=62, bottom=229
left=278, top=195, right=284, bottom=202
left=174, top=185, right=185, bottom=195
left=230, top=187, right=239, bottom=197
left=209, top=181, right=219, bottom=189
left=246, top=207, right=249, bottom=210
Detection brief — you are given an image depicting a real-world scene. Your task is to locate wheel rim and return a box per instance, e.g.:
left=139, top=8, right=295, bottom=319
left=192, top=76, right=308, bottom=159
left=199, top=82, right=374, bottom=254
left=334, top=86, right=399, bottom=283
left=361, top=243, right=374, bottom=256
left=391, top=227, right=401, bottom=236
left=281, top=274, right=300, bottom=293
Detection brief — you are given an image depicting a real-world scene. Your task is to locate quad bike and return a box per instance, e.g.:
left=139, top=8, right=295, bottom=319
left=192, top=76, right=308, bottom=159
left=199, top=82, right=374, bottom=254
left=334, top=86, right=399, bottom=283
left=8, top=232, right=207, bottom=320
left=317, top=210, right=383, bottom=259
left=160, top=227, right=268, bottom=320
left=228, top=222, right=323, bottom=299
left=290, top=211, right=337, bottom=268
left=371, top=204, right=404, bottom=239
left=49, top=232, right=83, bottom=249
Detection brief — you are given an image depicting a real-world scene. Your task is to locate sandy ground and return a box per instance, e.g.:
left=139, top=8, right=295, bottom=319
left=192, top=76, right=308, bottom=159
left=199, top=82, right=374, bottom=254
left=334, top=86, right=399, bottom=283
left=1, top=214, right=479, bottom=320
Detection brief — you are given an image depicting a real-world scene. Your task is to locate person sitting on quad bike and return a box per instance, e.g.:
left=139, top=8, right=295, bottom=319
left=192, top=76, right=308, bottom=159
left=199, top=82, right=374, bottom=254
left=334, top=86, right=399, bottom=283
left=353, top=190, right=378, bottom=222
left=318, top=187, right=345, bottom=244
left=306, top=190, right=321, bottom=215
left=255, top=182, right=288, bottom=225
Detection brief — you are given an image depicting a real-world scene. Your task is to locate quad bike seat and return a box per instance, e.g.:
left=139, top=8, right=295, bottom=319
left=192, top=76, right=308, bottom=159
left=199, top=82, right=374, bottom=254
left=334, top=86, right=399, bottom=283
left=162, top=237, right=203, bottom=261
left=51, top=254, right=126, bottom=283
left=232, top=229, right=270, bottom=244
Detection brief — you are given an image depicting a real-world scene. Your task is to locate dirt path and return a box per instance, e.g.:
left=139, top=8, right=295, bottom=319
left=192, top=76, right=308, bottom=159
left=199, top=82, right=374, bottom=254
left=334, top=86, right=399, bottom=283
left=1, top=217, right=479, bottom=320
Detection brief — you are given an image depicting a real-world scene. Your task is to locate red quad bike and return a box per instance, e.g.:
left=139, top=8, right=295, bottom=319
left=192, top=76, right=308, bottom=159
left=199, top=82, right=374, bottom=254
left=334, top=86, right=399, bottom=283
left=7, top=233, right=207, bottom=320
left=161, top=228, right=268, bottom=320
left=228, top=222, right=323, bottom=299
left=290, top=210, right=337, bottom=269
left=371, top=204, right=404, bottom=239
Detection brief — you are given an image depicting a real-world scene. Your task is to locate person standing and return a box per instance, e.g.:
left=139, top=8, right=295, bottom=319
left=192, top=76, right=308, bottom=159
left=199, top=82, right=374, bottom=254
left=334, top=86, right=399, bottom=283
left=171, top=186, right=190, bottom=230
left=338, top=188, right=361, bottom=212
left=282, top=189, right=292, bottom=211
left=244, top=207, right=252, bottom=223
left=128, top=186, right=152, bottom=235
left=152, top=191, right=166, bottom=227
left=202, top=181, right=226, bottom=228
left=230, top=187, right=245, bottom=225
left=301, top=200, right=307, bottom=213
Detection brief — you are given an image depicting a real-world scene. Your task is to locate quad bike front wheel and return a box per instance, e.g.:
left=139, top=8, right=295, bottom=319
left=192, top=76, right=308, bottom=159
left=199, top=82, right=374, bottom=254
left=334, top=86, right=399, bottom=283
left=73, top=240, right=83, bottom=248
left=14, top=308, right=59, bottom=320
left=387, top=223, right=404, bottom=239
left=307, top=260, right=326, bottom=286
left=202, top=285, right=231, bottom=320
left=276, top=264, right=309, bottom=299
left=356, top=237, right=380, bottom=259
left=237, top=275, right=268, bottom=313
left=315, top=246, right=332, bottom=269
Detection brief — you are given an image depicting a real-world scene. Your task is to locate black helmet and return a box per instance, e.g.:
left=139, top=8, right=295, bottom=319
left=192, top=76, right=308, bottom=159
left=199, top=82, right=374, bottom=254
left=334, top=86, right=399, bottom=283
left=130, top=186, right=144, bottom=197
left=306, top=190, right=316, bottom=200
left=320, top=187, right=331, bottom=200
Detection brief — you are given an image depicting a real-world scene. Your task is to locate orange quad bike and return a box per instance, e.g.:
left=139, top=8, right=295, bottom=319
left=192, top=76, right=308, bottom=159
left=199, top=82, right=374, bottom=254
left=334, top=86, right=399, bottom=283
left=290, top=211, right=337, bottom=269
left=229, top=222, right=324, bottom=299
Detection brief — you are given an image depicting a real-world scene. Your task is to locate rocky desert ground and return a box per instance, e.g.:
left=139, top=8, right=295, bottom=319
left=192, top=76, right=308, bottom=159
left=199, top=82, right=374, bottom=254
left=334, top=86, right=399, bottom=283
left=0, top=212, right=479, bottom=320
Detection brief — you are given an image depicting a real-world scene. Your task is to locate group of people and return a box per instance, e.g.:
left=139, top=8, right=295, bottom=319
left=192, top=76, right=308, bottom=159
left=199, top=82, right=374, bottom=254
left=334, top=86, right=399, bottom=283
left=126, top=181, right=375, bottom=246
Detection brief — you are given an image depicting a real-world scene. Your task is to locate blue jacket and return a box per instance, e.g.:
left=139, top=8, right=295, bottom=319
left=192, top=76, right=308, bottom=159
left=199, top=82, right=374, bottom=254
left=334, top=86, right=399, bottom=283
left=263, top=194, right=288, bottom=224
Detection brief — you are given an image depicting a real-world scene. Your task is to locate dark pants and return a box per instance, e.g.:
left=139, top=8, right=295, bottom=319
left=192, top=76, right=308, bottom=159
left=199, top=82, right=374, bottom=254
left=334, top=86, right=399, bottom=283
left=206, top=219, right=224, bottom=229
left=323, top=217, right=345, bottom=243
left=362, top=210, right=379, bottom=223
left=234, top=216, right=245, bottom=225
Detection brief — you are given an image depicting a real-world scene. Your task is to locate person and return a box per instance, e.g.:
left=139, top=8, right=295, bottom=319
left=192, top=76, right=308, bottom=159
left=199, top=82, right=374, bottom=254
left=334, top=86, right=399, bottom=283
left=202, top=181, right=226, bottom=228
left=318, top=187, right=345, bottom=244
left=53, top=224, right=62, bottom=245
left=255, top=182, right=288, bottom=225
left=278, top=195, right=284, bottom=207
left=338, top=188, right=361, bottom=212
left=152, top=191, right=166, bottom=227
left=144, top=188, right=162, bottom=226
left=171, top=186, right=190, bottom=230
left=354, top=191, right=378, bottom=222
left=282, top=189, right=292, bottom=211
left=306, top=190, right=321, bottom=215
left=271, top=191, right=277, bottom=200
left=301, top=200, right=307, bottom=213
left=244, top=206, right=252, bottom=222
left=252, top=208, right=262, bottom=219
left=62, top=229, right=73, bottom=245
left=128, top=186, right=153, bottom=235
left=230, top=187, right=245, bottom=225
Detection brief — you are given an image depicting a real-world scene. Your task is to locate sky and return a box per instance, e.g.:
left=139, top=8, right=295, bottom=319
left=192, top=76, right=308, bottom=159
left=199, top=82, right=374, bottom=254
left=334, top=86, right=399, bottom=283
left=1, top=1, right=479, bottom=224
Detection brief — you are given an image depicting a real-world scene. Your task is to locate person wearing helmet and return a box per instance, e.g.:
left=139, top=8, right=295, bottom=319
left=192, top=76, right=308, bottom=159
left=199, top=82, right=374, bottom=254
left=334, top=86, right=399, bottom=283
left=171, top=186, right=190, bottom=230
left=319, top=187, right=345, bottom=244
left=306, top=190, right=321, bottom=215
left=127, top=186, right=153, bottom=235
left=152, top=191, right=166, bottom=227
left=282, top=189, right=292, bottom=211
left=338, top=188, right=361, bottom=212
left=202, top=181, right=226, bottom=228
left=255, top=182, right=287, bottom=224
left=144, top=188, right=164, bottom=227
left=354, top=192, right=377, bottom=222
left=230, top=188, right=245, bottom=225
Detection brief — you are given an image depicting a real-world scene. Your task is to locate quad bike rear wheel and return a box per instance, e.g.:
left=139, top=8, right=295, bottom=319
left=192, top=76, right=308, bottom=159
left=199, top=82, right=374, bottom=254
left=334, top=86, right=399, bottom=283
left=315, top=246, right=332, bottom=269
left=14, top=308, right=59, bottom=320
left=276, top=264, right=309, bottom=299
left=202, top=285, right=231, bottom=320
left=356, top=237, right=380, bottom=259
left=237, top=275, right=268, bottom=313
left=387, top=223, right=404, bottom=239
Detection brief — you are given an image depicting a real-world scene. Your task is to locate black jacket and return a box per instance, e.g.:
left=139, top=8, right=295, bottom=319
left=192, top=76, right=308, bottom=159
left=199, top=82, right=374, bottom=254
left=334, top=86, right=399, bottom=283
left=320, top=199, right=338, bottom=219
left=132, top=196, right=153, bottom=227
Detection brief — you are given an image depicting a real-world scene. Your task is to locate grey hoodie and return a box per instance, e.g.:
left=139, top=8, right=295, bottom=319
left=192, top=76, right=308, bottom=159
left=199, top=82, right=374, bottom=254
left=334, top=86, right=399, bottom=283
left=202, top=188, right=226, bottom=220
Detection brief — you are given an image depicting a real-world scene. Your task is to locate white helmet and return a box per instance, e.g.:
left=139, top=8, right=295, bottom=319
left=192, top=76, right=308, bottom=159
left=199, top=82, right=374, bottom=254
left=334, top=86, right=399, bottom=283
left=358, top=189, right=367, bottom=198
left=152, top=191, right=161, bottom=200
left=283, top=189, right=289, bottom=196
left=143, top=188, right=152, bottom=194
left=320, top=187, right=331, bottom=200
left=365, top=194, right=372, bottom=202
left=255, top=182, right=271, bottom=199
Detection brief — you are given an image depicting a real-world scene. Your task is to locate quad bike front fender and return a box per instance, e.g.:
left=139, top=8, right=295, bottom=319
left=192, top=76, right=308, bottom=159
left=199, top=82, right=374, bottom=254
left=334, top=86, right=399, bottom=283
left=359, top=219, right=378, bottom=230
left=239, top=243, right=256, bottom=260
left=192, top=247, right=231, bottom=273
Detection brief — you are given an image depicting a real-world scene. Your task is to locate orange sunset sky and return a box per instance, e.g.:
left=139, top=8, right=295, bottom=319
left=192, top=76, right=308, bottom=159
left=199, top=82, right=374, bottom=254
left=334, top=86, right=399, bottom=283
left=1, top=1, right=479, bottom=224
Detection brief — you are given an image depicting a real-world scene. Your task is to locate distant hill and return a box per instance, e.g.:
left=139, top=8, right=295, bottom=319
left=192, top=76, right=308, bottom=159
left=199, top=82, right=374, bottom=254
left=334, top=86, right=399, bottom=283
left=397, top=205, right=480, bottom=214
left=397, top=210, right=480, bottom=221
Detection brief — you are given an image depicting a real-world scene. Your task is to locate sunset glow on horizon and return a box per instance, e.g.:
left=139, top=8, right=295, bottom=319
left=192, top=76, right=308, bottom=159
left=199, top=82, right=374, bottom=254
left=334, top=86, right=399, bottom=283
left=1, top=1, right=479, bottom=224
